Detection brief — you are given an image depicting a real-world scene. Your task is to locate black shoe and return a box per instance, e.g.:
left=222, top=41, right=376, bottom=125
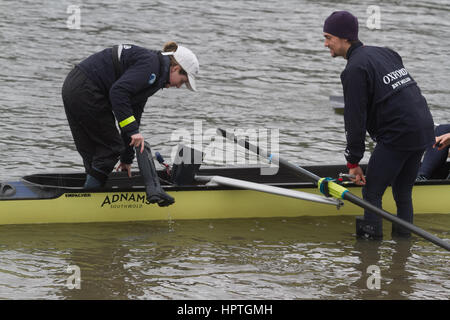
left=356, top=216, right=383, bottom=240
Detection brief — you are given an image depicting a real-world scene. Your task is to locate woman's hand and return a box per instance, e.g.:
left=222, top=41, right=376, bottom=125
left=130, top=133, right=145, bottom=153
left=116, top=162, right=132, bottom=178
left=349, top=165, right=366, bottom=186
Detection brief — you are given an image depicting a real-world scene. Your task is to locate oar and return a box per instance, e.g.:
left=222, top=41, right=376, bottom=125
left=195, top=175, right=343, bottom=207
left=217, top=128, right=450, bottom=251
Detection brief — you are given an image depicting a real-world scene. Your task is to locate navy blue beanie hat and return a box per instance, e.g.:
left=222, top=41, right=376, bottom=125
left=323, top=11, right=359, bottom=41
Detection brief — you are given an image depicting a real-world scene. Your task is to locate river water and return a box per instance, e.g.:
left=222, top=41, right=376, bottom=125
left=0, top=0, right=449, bottom=300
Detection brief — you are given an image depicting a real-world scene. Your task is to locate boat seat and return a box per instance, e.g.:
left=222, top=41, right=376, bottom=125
left=0, top=183, right=16, bottom=197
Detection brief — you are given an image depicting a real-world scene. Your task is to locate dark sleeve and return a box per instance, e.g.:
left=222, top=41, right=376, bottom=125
left=120, top=132, right=134, bottom=164
left=119, top=101, right=146, bottom=164
left=341, top=65, right=369, bottom=164
left=109, top=56, right=159, bottom=137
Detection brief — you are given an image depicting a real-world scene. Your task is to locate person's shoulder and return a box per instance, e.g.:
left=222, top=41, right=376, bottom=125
left=363, top=45, right=401, bottom=59
left=347, top=45, right=371, bottom=63
left=341, top=61, right=366, bottom=81
left=353, top=45, right=403, bottom=69
left=351, top=45, right=382, bottom=60
left=125, top=45, right=160, bottom=65
left=352, top=45, right=391, bottom=56
left=344, top=47, right=369, bottom=71
left=119, top=44, right=154, bottom=56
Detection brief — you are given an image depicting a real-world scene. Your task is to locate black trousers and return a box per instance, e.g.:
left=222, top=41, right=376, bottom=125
left=362, top=143, right=425, bottom=234
left=62, top=66, right=124, bottom=184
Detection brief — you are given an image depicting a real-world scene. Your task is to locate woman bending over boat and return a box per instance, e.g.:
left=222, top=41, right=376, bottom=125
left=62, top=42, right=199, bottom=189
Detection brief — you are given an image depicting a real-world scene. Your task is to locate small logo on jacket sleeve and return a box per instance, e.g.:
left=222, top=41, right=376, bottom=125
left=148, top=73, right=156, bottom=85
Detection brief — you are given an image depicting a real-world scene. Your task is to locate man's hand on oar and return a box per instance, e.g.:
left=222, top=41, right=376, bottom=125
left=349, top=166, right=366, bottom=185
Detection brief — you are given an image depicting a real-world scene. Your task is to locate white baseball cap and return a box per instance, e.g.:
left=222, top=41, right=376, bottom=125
left=162, top=45, right=199, bottom=91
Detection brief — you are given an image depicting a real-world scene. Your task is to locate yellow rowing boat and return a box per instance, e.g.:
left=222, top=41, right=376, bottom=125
left=0, top=164, right=448, bottom=225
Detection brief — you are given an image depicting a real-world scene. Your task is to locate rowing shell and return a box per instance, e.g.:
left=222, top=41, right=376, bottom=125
left=0, top=164, right=448, bottom=225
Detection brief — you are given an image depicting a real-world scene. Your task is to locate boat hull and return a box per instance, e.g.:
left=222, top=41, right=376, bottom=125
left=0, top=182, right=448, bottom=225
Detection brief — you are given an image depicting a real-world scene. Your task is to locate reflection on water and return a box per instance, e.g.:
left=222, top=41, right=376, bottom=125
left=0, top=216, right=448, bottom=299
